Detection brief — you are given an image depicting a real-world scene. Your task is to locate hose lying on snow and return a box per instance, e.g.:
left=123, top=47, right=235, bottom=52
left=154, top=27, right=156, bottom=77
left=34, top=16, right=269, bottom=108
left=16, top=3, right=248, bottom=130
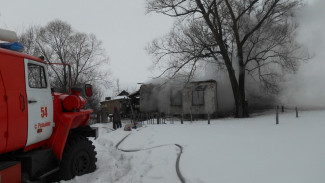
left=115, top=133, right=186, bottom=183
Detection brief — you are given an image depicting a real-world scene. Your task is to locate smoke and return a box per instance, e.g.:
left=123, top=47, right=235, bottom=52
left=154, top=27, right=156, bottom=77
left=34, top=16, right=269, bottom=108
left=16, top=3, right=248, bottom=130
left=194, top=60, right=277, bottom=112
left=143, top=0, right=325, bottom=113
left=279, top=0, right=325, bottom=109
left=193, top=0, right=325, bottom=110
left=139, top=80, right=184, bottom=113
left=193, top=62, right=236, bottom=113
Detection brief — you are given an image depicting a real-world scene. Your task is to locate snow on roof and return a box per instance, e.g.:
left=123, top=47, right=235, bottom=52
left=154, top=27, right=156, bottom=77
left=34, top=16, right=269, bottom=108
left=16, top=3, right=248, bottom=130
left=129, top=90, right=140, bottom=98
left=110, top=95, right=129, bottom=101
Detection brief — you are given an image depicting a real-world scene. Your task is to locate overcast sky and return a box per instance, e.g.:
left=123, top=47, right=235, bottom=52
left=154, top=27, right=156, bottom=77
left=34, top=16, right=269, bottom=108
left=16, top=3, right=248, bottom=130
left=0, top=0, right=324, bottom=107
left=0, top=0, right=174, bottom=96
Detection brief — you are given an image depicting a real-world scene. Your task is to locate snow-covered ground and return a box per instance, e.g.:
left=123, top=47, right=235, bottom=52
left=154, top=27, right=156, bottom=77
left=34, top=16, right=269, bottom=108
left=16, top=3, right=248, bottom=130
left=61, top=110, right=325, bottom=183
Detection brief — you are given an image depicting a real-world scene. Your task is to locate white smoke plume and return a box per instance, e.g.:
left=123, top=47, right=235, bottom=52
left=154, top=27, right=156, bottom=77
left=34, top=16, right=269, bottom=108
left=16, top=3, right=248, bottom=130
left=280, top=0, right=325, bottom=109
left=144, top=0, right=325, bottom=113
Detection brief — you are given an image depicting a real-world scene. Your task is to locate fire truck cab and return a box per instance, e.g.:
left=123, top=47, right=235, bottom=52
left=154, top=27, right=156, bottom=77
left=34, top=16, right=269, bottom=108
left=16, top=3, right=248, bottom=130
left=0, top=29, right=97, bottom=182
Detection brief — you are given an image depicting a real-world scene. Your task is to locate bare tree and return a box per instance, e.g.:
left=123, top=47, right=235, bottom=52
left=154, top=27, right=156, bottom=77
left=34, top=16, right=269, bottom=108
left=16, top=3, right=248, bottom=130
left=19, top=20, right=111, bottom=111
left=113, top=78, right=121, bottom=96
left=147, top=20, right=224, bottom=83
left=146, top=0, right=309, bottom=117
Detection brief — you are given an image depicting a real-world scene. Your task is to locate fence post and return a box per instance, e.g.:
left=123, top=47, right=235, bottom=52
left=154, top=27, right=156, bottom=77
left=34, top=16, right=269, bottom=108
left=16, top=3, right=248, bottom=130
left=148, top=113, right=150, bottom=124
left=163, top=114, right=166, bottom=124
left=295, top=107, right=298, bottom=118
left=276, top=106, right=279, bottom=125
left=152, top=113, right=154, bottom=124
left=131, top=113, right=133, bottom=123
left=97, top=112, right=101, bottom=123
left=181, top=113, right=184, bottom=124
left=208, top=113, right=210, bottom=125
left=159, top=113, right=161, bottom=124
left=162, top=113, right=164, bottom=124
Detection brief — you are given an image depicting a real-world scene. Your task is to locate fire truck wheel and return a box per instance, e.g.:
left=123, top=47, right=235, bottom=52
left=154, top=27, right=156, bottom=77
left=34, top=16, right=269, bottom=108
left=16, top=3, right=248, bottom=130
left=59, top=135, right=97, bottom=180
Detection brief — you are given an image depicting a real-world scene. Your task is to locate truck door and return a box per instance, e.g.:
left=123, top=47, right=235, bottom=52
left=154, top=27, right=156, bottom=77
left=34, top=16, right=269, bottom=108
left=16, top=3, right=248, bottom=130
left=24, top=59, right=54, bottom=146
left=0, top=71, right=8, bottom=153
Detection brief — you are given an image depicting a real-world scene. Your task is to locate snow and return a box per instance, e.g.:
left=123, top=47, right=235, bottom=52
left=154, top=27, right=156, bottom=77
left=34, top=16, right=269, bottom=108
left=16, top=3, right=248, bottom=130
left=110, top=96, right=129, bottom=101
left=60, top=110, right=325, bottom=183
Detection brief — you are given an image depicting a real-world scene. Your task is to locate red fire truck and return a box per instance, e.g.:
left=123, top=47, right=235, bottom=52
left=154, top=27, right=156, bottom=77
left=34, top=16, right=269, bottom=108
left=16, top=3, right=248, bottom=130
left=0, top=28, right=97, bottom=182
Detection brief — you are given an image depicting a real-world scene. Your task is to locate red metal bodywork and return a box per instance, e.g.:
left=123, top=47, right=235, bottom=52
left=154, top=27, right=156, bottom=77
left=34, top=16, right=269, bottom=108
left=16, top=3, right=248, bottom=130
left=0, top=48, right=92, bottom=159
left=0, top=48, right=34, bottom=154
left=45, top=93, right=92, bottom=159
left=0, top=162, right=21, bottom=183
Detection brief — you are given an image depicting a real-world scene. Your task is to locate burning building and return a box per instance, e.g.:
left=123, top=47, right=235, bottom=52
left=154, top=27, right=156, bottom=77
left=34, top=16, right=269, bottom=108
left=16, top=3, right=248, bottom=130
left=139, top=80, right=235, bottom=118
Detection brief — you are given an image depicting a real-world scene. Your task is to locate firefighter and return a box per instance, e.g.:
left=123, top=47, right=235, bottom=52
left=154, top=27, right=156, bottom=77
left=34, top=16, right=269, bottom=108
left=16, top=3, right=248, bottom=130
left=113, top=107, right=122, bottom=129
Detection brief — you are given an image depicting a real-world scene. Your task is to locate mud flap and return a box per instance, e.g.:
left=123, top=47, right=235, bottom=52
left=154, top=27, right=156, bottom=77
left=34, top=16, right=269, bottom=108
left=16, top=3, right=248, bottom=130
left=70, top=126, right=98, bottom=139
left=0, top=161, right=21, bottom=183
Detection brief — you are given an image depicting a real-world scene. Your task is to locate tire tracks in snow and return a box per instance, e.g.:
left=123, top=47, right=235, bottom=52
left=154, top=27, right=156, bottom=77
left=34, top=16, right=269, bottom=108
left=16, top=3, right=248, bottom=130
left=115, top=133, right=186, bottom=183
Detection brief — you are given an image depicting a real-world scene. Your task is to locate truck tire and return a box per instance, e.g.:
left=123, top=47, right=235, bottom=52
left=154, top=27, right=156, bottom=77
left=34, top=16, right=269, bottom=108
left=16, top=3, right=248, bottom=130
left=59, top=135, right=97, bottom=180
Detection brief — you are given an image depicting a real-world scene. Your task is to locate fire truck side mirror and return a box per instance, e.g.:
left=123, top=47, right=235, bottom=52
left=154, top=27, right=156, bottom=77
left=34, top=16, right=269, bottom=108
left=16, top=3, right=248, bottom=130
left=85, top=84, right=93, bottom=97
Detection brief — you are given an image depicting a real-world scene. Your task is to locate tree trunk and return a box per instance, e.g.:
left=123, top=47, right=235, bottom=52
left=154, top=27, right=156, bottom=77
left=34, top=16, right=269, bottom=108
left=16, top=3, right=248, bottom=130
left=195, top=0, right=247, bottom=118
left=221, top=54, right=244, bottom=118
left=238, top=51, right=249, bottom=117
left=238, top=66, right=247, bottom=117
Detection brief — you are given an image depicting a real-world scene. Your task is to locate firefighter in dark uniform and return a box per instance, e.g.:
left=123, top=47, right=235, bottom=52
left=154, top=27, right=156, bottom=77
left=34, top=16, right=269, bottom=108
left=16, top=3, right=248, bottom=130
left=113, top=107, right=122, bottom=129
